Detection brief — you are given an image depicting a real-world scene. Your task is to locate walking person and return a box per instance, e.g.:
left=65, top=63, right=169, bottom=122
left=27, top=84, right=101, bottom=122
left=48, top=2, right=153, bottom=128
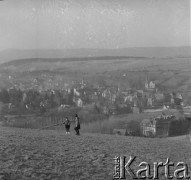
left=74, top=114, right=80, bottom=135
left=64, top=117, right=71, bottom=135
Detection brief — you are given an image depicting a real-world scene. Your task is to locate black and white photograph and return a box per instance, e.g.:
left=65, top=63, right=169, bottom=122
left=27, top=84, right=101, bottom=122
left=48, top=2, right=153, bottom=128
left=0, top=0, right=191, bottom=179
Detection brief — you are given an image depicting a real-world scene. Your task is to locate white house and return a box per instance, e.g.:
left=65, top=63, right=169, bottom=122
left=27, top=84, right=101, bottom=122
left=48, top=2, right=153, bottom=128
left=147, top=97, right=153, bottom=106
left=145, top=77, right=156, bottom=90
left=74, top=88, right=80, bottom=96
left=176, top=93, right=182, bottom=100
left=149, top=81, right=155, bottom=89
left=77, top=98, right=83, bottom=107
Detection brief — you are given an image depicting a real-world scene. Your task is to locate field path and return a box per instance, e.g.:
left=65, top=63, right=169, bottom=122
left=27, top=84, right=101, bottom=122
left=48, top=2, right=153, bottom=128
left=0, top=127, right=191, bottom=180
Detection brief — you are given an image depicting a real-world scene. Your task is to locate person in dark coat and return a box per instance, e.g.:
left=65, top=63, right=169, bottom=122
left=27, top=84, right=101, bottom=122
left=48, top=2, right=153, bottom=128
left=64, top=117, right=71, bottom=135
left=74, top=114, right=80, bottom=135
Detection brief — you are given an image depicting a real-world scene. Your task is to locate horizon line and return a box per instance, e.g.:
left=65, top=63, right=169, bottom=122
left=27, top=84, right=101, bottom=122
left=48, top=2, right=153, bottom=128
left=1, top=46, right=191, bottom=52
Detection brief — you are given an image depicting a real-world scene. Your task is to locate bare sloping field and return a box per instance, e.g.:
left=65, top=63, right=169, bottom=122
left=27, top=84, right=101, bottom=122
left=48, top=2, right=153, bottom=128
left=0, top=127, right=191, bottom=180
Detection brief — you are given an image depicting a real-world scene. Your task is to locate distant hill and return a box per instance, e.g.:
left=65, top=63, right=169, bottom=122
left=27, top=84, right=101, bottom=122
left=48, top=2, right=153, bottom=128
left=0, top=56, right=149, bottom=68
left=0, top=46, right=190, bottom=64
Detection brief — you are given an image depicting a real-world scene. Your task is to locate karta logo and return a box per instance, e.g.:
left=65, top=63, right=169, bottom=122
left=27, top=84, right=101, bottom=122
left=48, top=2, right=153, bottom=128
left=113, top=156, right=190, bottom=179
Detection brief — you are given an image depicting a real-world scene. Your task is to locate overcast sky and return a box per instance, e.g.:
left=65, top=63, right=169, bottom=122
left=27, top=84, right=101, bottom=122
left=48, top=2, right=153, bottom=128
left=0, top=0, right=190, bottom=50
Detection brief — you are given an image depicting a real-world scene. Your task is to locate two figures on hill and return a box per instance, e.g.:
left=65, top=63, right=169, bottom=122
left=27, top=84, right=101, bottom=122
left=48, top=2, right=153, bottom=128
left=64, top=114, right=80, bottom=135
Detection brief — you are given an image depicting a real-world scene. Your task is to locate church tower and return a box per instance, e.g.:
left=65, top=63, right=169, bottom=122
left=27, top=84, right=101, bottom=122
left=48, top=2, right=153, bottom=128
left=145, top=75, right=149, bottom=89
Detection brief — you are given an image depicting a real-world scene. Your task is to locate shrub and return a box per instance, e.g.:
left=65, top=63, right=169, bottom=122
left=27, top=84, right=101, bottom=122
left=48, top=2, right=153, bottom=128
left=81, top=116, right=139, bottom=135
left=81, top=118, right=119, bottom=134
left=169, top=119, right=191, bottom=136
left=126, top=120, right=141, bottom=136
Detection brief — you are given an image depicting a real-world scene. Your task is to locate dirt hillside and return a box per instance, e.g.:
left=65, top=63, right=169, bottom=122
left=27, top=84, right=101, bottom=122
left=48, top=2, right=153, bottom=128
left=0, top=127, right=191, bottom=180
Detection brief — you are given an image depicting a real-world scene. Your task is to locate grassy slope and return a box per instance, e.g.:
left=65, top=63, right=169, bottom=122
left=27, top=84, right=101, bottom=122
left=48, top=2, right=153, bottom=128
left=0, top=127, right=191, bottom=180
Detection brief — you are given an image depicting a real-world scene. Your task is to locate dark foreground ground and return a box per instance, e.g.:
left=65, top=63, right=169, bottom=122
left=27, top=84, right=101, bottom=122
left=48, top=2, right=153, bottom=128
left=0, top=127, right=191, bottom=180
